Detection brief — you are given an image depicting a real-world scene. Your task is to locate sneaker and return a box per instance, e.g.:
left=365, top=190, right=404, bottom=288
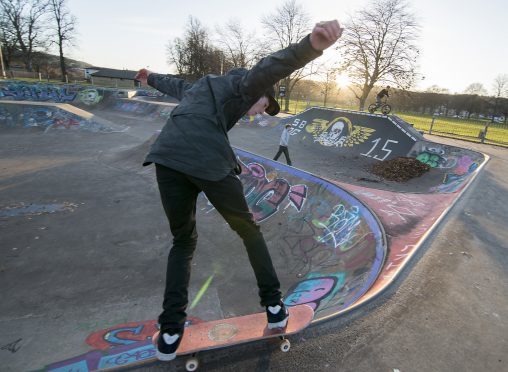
left=266, top=301, right=289, bottom=329
left=155, top=328, right=184, bottom=361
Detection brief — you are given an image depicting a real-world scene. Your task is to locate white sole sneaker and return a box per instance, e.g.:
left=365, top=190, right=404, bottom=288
left=268, top=317, right=289, bottom=329
left=155, top=350, right=177, bottom=361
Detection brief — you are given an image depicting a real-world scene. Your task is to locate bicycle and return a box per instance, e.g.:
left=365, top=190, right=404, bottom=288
left=368, top=98, right=392, bottom=115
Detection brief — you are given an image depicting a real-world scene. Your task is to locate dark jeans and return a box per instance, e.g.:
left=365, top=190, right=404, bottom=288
left=273, top=145, right=292, bottom=166
left=155, top=164, right=282, bottom=330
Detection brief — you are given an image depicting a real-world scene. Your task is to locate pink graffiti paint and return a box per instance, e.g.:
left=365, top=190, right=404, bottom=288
left=289, top=184, right=307, bottom=211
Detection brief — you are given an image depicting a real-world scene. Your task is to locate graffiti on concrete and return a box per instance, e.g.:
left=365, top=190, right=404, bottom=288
left=0, top=202, right=77, bottom=218
left=76, top=88, right=103, bottom=106
left=0, top=106, right=16, bottom=128
left=0, top=103, right=119, bottom=132
left=201, top=159, right=309, bottom=222
left=240, top=160, right=308, bottom=221
left=284, top=273, right=346, bottom=310
left=0, top=82, right=77, bottom=102
left=235, top=149, right=385, bottom=319
left=415, top=144, right=458, bottom=169
left=432, top=158, right=479, bottom=193
left=112, top=100, right=175, bottom=120
left=113, top=100, right=150, bottom=114
left=46, top=318, right=201, bottom=371
left=410, top=142, right=483, bottom=193
left=341, top=183, right=457, bottom=308
left=86, top=320, right=159, bottom=350
left=199, top=149, right=384, bottom=320
left=1, top=338, right=22, bottom=353
left=24, top=106, right=81, bottom=130
left=302, top=116, right=375, bottom=148
left=312, top=203, right=361, bottom=251
left=0, top=81, right=169, bottom=110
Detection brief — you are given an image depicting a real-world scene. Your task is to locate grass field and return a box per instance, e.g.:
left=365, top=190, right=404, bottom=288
left=283, top=99, right=508, bottom=147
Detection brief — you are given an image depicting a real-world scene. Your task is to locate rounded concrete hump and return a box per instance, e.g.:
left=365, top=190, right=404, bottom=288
left=198, top=148, right=387, bottom=322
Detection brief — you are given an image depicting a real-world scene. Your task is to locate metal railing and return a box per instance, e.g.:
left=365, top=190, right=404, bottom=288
left=397, top=114, right=508, bottom=147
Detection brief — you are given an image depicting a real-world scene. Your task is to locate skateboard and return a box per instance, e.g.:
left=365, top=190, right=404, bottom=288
left=153, top=304, right=313, bottom=371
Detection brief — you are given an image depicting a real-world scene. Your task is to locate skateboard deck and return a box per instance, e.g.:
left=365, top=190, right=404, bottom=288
left=94, top=304, right=313, bottom=371
left=158, top=304, right=313, bottom=355
left=150, top=304, right=314, bottom=371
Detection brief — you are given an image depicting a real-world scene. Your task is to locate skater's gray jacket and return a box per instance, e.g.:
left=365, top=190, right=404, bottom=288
left=143, top=35, right=322, bottom=181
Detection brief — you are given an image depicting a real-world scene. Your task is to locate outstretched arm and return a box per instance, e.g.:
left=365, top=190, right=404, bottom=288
left=135, top=68, right=192, bottom=100
left=240, top=20, right=343, bottom=99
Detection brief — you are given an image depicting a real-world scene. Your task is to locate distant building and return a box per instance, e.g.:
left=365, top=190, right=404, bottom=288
left=84, top=67, right=140, bottom=88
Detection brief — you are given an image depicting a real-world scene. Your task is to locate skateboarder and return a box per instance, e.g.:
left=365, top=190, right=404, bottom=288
left=135, top=19, right=343, bottom=361
left=273, top=123, right=293, bottom=166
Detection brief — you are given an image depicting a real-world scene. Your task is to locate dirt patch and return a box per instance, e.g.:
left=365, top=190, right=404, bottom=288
left=370, top=157, right=430, bottom=182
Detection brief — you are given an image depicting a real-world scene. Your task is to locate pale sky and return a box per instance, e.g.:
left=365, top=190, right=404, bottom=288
left=65, top=0, right=507, bottom=94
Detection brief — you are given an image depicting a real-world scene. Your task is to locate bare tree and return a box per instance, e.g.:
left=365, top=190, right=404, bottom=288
left=167, top=16, right=222, bottom=80
left=319, top=69, right=338, bottom=107
left=47, top=0, right=76, bottom=82
left=261, top=0, right=313, bottom=111
left=337, top=0, right=420, bottom=110
left=492, top=74, right=508, bottom=98
left=491, top=74, right=508, bottom=122
left=0, top=0, right=49, bottom=71
left=214, top=19, right=260, bottom=71
left=0, top=15, right=18, bottom=69
left=464, top=82, right=487, bottom=96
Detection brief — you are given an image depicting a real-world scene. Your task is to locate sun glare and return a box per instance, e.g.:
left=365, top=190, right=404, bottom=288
left=335, top=74, right=351, bottom=87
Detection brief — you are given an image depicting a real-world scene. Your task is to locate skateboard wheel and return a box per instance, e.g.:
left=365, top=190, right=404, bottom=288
left=186, top=357, right=199, bottom=371
left=280, top=339, right=291, bottom=352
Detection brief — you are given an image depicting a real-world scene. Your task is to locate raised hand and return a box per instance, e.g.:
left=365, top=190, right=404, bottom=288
left=135, top=68, right=152, bottom=86
left=310, top=20, right=343, bottom=51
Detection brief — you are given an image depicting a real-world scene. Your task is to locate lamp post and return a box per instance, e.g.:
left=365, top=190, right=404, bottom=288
left=0, top=42, right=6, bottom=79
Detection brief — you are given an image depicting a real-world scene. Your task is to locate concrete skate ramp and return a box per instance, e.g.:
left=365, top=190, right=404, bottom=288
left=233, top=108, right=486, bottom=194
left=0, top=101, right=387, bottom=371
left=0, top=87, right=490, bottom=371
left=0, top=100, right=127, bottom=133
left=280, top=107, right=423, bottom=158
left=106, top=135, right=387, bottom=321
left=40, top=144, right=387, bottom=372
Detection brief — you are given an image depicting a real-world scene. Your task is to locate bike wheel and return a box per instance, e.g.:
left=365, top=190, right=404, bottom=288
left=368, top=104, right=377, bottom=113
left=381, top=104, right=391, bottom=115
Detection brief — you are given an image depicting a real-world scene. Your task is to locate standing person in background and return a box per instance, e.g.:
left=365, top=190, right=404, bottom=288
left=273, top=123, right=293, bottom=166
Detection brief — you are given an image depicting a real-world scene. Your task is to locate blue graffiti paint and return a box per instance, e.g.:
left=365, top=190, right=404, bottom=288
left=0, top=203, right=72, bottom=218
left=104, top=326, right=144, bottom=346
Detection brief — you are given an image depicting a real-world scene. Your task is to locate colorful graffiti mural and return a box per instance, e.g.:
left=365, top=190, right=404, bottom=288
left=240, top=160, right=308, bottom=221
left=304, top=116, right=376, bottom=148
left=0, top=82, right=78, bottom=102
left=232, top=149, right=386, bottom=320
left=45, top=317, right=202, bottom=371
left=409, top=141, right=483, bottom=193
left=0, top=81, right=163, bottom=108
left=0, top=103, right=121, bottom=132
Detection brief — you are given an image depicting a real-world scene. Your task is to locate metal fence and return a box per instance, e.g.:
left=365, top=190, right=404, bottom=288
left=4, top=69, right=87, bottom=84
left=398, top=114, right=508, bottom=147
